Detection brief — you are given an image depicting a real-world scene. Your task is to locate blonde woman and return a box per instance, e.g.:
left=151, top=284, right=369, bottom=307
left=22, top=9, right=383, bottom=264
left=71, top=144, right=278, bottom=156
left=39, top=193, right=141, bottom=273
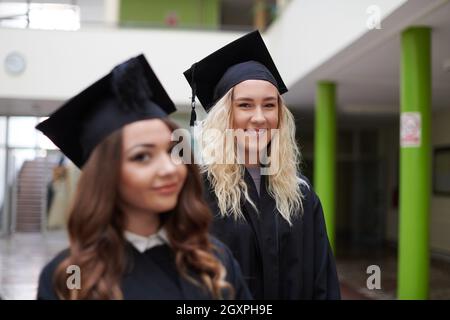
left=184, top=31, right=340, bottom=299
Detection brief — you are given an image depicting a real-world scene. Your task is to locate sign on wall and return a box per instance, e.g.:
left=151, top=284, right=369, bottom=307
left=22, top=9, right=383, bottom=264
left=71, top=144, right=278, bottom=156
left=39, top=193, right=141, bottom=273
left=401, top=112, right=421, bottom=148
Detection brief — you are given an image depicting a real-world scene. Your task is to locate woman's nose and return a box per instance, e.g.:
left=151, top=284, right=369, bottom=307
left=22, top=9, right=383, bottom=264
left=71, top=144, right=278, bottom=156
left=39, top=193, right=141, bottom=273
left=250, top=106, right=266, bottom=125
left=157, top=153, right=178, bottom=177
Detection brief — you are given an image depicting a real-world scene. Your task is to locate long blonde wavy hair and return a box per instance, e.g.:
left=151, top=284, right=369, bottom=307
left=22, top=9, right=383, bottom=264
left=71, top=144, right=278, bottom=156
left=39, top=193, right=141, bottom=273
left=197, top=88, right=306, bottom=225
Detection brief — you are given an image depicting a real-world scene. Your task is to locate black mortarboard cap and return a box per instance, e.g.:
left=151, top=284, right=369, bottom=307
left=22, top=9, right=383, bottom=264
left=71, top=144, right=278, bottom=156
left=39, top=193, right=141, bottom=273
left=183, top=30, right=287, bottom=124
left=36, top=54, right=176, bottom=168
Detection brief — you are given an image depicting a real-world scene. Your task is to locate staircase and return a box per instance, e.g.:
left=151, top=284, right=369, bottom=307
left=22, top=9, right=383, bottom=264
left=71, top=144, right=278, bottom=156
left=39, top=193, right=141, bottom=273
left=15, top=158, right=53, bottom=232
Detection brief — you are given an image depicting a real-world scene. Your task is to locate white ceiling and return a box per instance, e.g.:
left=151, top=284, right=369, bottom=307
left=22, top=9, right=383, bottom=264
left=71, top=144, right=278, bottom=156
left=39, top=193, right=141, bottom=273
left=284, top=0, right=450, bottom=114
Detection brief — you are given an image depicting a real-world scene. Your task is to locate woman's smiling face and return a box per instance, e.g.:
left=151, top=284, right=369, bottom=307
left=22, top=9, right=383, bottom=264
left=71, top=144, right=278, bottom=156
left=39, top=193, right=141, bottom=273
left=231, top=79, right=279, bottom=163
left=119, top=119, right=187, bottom=215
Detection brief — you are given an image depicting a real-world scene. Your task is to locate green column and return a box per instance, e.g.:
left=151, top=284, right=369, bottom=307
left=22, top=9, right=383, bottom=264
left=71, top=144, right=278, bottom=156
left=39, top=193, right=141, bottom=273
left=314, top=81, right=336, bottom=251
left=398, top=27, right=431, bottom=300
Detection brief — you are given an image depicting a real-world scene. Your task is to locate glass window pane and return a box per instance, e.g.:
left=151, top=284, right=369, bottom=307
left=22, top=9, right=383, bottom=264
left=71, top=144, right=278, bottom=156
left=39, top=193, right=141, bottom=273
left=0, top=147, right=6, bottom=231
left=0, top=117, right=6, bottom=145
left=0, top=3, right=80, bottom=30
left=37, top=118, right=58, bottom=150
left=8, top=117, right=39, bottom=148
left=29, top=3, right=80, bottom=31
left=11, top=149, right=39, bottom=176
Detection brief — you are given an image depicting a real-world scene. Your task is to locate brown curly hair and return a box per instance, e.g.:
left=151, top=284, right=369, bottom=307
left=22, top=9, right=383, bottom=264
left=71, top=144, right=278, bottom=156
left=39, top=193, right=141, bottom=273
left=53, top=119, right=232, bottom=299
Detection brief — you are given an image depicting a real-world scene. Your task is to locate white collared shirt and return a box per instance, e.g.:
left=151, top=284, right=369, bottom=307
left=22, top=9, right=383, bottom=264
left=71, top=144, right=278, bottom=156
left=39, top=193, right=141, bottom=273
left=124, top=228, right=170, bottom=253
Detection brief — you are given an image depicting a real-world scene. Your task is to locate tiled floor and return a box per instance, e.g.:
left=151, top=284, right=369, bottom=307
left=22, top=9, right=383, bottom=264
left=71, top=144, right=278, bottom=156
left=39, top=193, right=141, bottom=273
left=0, top=231, right=68, bottom=300
left=1, top=232, right=450, bottom=300
left=336, top=246, right=450, bottom=300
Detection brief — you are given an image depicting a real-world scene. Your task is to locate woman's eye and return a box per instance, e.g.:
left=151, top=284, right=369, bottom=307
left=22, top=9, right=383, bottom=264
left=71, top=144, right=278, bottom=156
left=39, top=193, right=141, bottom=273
left=238, top=103, right=251, bottom=108
left=131, top=153, right=151, bottom=162
left=265, top=103, right=275, bottom=108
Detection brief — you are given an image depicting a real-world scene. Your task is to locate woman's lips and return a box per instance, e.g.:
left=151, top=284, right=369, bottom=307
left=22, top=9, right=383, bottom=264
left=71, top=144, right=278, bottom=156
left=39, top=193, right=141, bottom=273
left=152, top=182, right=179, bottom=195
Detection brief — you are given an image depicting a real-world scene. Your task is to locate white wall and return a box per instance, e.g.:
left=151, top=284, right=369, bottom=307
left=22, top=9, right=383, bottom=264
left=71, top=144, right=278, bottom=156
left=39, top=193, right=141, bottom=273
left=0, top=27, right=244, bottom=110
left=0, top=0, right=408, bottom=113
left=384, top=108, right=450, bottom=256
left=0, top=0, right=412, bottom=114
left=265, top=0, right=407, bottom=87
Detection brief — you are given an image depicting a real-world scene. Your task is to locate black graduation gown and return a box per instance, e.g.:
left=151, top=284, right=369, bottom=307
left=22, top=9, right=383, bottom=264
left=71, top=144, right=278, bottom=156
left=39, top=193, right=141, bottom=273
left=37, top=237, right=251, bottom=300
left=204, top=171, right=341, bottom=300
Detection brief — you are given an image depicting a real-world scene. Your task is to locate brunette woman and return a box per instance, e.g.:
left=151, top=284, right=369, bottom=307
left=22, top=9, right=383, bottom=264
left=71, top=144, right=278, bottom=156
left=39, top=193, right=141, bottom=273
left=36, top=54, right=250, bottom=300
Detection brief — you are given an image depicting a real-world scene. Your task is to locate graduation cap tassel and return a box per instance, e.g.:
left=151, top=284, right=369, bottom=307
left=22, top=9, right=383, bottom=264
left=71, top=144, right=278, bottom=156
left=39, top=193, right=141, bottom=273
left=189, top=63, right=197, bottom=127
left=190, top=100, right=196, bottom=127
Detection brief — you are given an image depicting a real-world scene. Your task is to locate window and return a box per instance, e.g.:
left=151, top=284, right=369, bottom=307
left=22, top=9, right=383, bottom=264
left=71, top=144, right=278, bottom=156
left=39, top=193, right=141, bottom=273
left=434, top=146, right=450, bottom=195
left=0, top=2, right=80, bottom=30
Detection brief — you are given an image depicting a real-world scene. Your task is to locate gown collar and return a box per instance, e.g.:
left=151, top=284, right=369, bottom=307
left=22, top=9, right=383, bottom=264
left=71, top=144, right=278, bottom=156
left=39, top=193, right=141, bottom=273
left=124, top=228, right=169, bottom=253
